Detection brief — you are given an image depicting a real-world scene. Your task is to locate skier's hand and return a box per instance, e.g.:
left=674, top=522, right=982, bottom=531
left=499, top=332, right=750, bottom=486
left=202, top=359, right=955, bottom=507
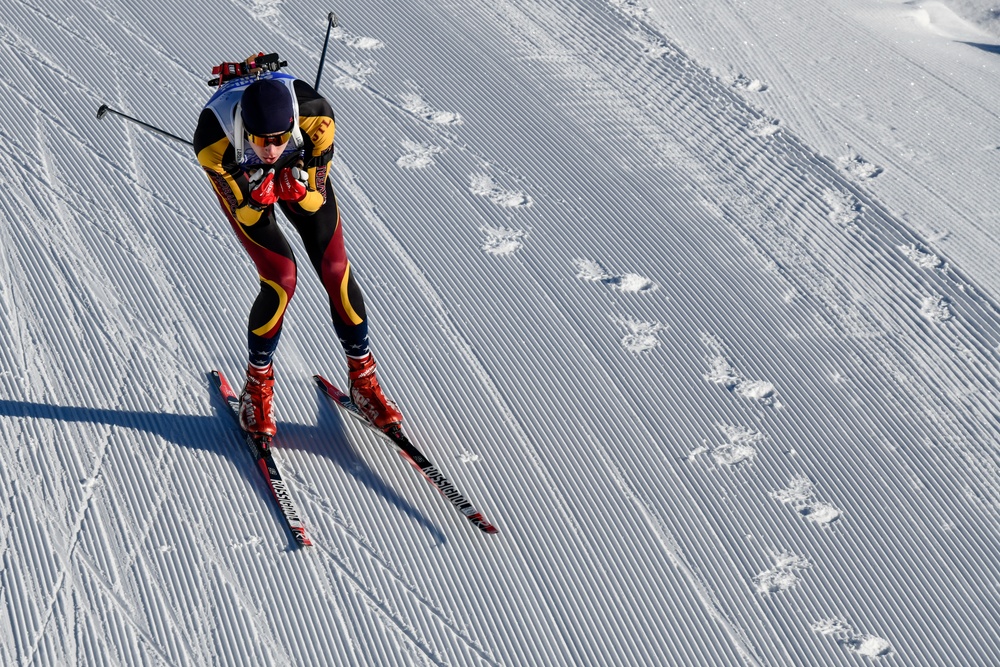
left=276, top=163, right=308, bottom=203
left=247, top=168, right=277, bottom=209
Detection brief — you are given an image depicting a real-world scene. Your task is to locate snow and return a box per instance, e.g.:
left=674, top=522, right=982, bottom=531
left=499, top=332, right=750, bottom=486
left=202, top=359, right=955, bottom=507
left=2, top=0, right=1000, bottom=665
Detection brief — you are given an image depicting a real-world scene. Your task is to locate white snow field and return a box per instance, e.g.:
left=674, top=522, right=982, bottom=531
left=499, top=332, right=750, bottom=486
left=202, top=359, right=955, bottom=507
left=2, top=0, right=1000, bottom=664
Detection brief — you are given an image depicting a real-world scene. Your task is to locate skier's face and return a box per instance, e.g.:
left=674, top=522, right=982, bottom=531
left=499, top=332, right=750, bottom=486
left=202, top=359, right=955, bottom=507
left=248, top=134, right=290, bottom=164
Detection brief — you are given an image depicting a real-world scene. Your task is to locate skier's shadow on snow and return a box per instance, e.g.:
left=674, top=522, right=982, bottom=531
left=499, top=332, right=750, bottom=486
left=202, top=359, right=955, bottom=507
left=960, top=41, right=1000, bottom=55
left=0, top=377, right=446, bottom=547
left=274, top=385, right=447, bottom=546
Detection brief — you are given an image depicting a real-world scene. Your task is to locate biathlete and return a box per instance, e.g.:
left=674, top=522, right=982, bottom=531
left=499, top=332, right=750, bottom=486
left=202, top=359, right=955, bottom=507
left=193, top=55, right=401, bottom=437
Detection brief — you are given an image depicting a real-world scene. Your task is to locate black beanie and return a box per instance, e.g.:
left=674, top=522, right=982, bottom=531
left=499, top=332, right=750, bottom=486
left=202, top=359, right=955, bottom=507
left=241, top=79, right=295, bottom=135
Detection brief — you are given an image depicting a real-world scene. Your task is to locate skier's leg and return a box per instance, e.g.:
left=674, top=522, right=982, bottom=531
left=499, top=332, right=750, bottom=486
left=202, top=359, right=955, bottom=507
left=283, top=187, right=402, bottom=428
left=215, top=195, right=298, bottom=437
left=282, top=188, right=369, bottom=357
left=215, top=193, right=298, bottom=367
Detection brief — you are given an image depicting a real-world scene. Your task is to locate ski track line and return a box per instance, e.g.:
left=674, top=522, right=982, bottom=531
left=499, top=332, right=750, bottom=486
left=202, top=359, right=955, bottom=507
left=290, top=396, right=580, bottom=665
left=300, top=484, right=501, bottom=666
left=298, top=547, right=363, bottom=667
left=11, top=0, right=200, bottom=109
left=75, top=0, right=205, bottom=90
left=592, top=0, right=995, bottom=440
left=0, top=190, right=34, bottom=404
left=311, top=542, right=450, bottom=667
left=0, top=8, right=103, bottom=101
left=0, top=96, right=202, bottom=362
left=620, top=0, right=995, bottom=560
left=318, top=3, right=804, bottom=664
left=594, top=442, right=765, bottom=667
left=105, top=429, right=205, bottom=664
left=18, top=75, right=188, bottom=412
left=194, top=520, right=295, bottom=667
left=332, top=155, right=579, bottom=534
left=462, top=184, right=789, bottom=662
left=73, top=549, right=183, bottom=666
left=22, top=425, right=112, bottom=667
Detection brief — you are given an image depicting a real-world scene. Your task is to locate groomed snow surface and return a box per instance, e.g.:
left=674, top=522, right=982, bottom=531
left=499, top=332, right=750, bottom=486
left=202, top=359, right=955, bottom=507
left=2, top=0, right=1000, bottom=665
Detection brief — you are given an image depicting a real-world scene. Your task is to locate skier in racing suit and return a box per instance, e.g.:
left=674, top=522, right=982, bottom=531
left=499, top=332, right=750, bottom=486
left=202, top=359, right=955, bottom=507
left=193, top=65, right=401, bottom=437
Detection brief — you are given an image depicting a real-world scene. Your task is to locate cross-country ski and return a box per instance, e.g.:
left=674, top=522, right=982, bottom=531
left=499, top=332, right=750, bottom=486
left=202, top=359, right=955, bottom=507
left=213, top=370, right=311, bottom=547
left=315, top=374, right=498, bottom=535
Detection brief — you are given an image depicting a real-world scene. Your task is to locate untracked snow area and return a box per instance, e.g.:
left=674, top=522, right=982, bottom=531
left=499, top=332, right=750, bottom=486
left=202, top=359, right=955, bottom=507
left=2, top=0, right=1000, bottom=665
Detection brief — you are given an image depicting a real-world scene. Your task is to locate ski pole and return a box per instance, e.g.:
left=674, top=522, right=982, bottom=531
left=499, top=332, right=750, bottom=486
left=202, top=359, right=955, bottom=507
left=95, top=104, right=192, bottom=147
left=314, top=12, right=340, bottom=91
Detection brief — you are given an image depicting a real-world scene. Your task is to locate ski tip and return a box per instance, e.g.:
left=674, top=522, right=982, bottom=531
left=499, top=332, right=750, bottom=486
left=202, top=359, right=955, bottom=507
left=211, top=369, right=234, bottom=394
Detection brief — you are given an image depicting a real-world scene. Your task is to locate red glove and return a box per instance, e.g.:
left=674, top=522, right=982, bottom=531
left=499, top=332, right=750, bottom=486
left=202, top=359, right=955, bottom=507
left=247, top=168, right=277, bottom=209
left=276, top=164, right=308, bottom=202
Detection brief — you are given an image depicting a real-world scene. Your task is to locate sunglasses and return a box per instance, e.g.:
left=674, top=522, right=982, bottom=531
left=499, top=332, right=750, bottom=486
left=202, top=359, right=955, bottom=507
left=246, top=128, right=293, bottom=147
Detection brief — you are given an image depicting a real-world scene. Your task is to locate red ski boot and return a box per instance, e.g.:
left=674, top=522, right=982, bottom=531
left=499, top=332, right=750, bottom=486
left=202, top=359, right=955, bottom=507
left=239, top=363, right=277, bottom=438
left=348, top=354, right=403, bottom=430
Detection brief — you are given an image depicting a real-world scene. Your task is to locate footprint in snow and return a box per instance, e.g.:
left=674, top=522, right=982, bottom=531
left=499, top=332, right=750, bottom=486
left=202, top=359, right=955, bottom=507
left=470, top=174, right=532, bottom=208
left=231, top=536, right=263, bottom=549
left=332, top=26, right=385, bottom=50
left=747, top=117, right=780, bottom=138
left=459, top=449, right=481, bottom=464
left=481, top=226, right=527, bottom=256
left=401, top=93, right=463, bottom=125
left=250, top=0, right=280, bottom=20
left=731, top=73, right=768, bottom=92
left=615, top=316, right=665, bottom=354
left=837, top=152, right=883, bottom=180
left=396, top=140, right=444, bottom=169
left=574, top=259, right=657, bottom=293
left=770, top=475, right=843, bottom=526
left=608, top=0, right=650, bottom=18
left=331, top=61, right=376, bottom=90
left=812, top=618, right=893, bottom=659
left=898, top=243, right=943, bottom=270
left=753, top=550, right=811, bottom=595
left=702, top=334, right=780, bottom=408
left=823, top=189, right=863, bottom=231
left=920, top=295, right=952, bottom=323
left=627, top=28, right=676, bottom=59
left=716, top=424, right=764, bottom=465
left=688, top=425, right=763, bottom=467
